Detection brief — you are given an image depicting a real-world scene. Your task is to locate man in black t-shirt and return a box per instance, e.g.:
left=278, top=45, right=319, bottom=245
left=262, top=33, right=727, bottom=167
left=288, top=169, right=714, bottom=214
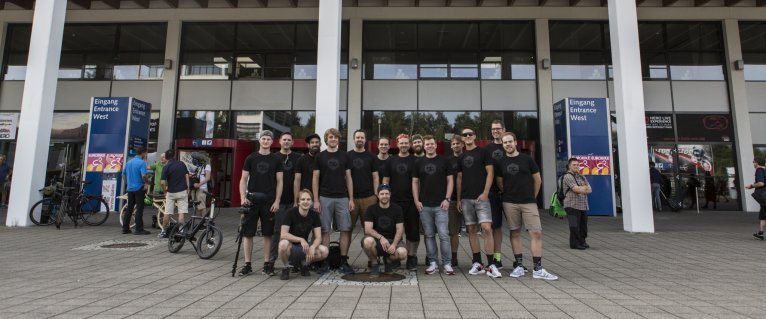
left=237, top=130, right=284, bottom=277
left=294, top=134, right=321, bottom=203
left=485, top=119, right=507, bottom=269
left=277, top=189, right=328, bottom=280
left=269, top=132, right=302, bottom=267
left=160, top=149, right=190, bottom=237
left=456, top=127, right=499, bottom=278
left=412, top=135, right=454, bottom=275
left=495, top=132, right=558, bottom=281
left=348, top=130, right=379, bottom=231
left=362, top=184, right=407, bottom=277
left=446, top=135, right=464, bottom=267
left=313, top=128, right=355, bottom=274
left=374, top=137, right=391, bottom=186
left=383, top=134, right=420, bottom=271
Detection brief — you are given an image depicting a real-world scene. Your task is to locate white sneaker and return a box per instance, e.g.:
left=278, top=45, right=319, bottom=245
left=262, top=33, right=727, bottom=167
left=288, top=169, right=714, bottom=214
left=486, top=264, right=502, bottom=278
left=468, top=262, right=485, bottom=275
left=443, top=264, right=455, bottom=276
left=509, top=265, right=526, bottom=278
left=425, top=261, right=438, bottom=275
left=532, top=268, right=558, bottom=281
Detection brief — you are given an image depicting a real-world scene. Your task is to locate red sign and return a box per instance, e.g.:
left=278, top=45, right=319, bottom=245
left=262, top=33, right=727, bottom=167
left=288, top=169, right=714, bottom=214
left=574, top=155, right=611, bottom=176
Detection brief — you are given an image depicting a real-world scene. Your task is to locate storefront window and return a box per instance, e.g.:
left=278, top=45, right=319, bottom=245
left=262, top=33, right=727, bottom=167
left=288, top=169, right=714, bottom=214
left=740, top=22, right=766, bottom=81
left=550, top=21, right=611, bottom=81
left=175, top=111, right=229, bottom=139
left=363, top=111, right=537, bottom=142
left=233, top=111, right=347, bottom=142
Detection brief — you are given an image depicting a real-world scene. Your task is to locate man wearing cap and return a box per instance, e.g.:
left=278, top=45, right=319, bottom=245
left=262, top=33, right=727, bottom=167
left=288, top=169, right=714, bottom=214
left=294, top=133, right=322, bottom=202
left=362, top=184, right=408, bottom=277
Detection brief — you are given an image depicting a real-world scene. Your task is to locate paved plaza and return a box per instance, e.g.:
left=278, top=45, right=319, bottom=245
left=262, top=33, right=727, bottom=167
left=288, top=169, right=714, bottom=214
left=1, top=207, right=765, bottom=319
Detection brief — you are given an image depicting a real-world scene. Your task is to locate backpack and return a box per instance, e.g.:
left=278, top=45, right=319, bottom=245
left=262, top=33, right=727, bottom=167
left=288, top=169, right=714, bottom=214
left=555, top=173, right=570, bottom=203
left=326, top=241, right=342, bottom=269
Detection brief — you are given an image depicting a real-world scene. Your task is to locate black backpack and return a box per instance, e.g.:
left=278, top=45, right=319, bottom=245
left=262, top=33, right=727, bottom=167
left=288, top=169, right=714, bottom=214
left=326, top=241, right=342, bottom=269
left=556, top=173, right=578, bottom=203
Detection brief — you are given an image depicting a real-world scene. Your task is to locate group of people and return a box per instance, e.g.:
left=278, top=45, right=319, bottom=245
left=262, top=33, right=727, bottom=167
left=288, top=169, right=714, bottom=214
left=236, top=121, right=587, bottom=281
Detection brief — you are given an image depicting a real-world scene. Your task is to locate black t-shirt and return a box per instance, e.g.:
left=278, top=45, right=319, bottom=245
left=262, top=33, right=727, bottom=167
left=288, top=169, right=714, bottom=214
left=384, top=154, right=416, bottom=202
left=347, top=150, right=378, bottom=198
left=296, top=153, right=317, bottom=193
left=495, top=153, right=540, bottom=204
left=161, top=160, right=189, bottom=193
left=314, top=150, right=350, bottom=198
left=364, top=203, right=404, bottom=241
left=282, top=207, right=321, bottom=241
left=413, top=155, right=453, bottom=207
left=275, top=152, right=301, bottom=204
left=374, top=156, right=389, bottom=185
left=485, top=142, right=504, bottom=192
left=457, top=146, right=492, bottom=199
left=242, top=152, right=283, bottom=200
left=447, top=153, right=461, bottom=200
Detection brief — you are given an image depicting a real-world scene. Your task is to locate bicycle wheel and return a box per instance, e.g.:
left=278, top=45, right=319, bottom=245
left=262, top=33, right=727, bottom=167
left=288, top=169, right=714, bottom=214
left=80, top=197, right=110, bottom=226
left=118, top=204, right=136, bottom=230
left=168, top=223, right=186, bottom=253
left=196, top=225, right=223, bottom=259
left=29, top=199, right=56, bottom=226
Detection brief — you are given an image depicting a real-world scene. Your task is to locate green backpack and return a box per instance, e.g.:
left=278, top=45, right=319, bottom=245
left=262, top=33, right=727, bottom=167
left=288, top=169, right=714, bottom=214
left=549, top=193, right=567, bottom=219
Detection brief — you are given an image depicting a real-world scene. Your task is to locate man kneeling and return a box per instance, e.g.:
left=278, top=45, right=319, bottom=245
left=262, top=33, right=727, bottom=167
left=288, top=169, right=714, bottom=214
left=278, top=189, right=328, bottom=280
left=362, top=184, right=408, bottom=278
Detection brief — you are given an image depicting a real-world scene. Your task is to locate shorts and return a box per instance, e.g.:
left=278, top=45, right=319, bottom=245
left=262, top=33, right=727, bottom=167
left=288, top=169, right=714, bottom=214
left=448, top=201, right=461, bottom=236
left=503, top=202, right=542, bottom=231
left=361, top=237, right=405, bottom=257
left=242, top=200, right=275, bottom=237
left=165, top=191, right=189, bottom=215
left=395, top=200, right=420, bottom=242
left=461, top=199, right=492, bottom=226
left=489, top=192, right=504, bottom=230
left=289, top=243, right=306, bottom=263
left=192, top=188, right=207, bottom=210
left=351, top=195, right=377, bottom=229
left=319, top=196, right=351, bottom=233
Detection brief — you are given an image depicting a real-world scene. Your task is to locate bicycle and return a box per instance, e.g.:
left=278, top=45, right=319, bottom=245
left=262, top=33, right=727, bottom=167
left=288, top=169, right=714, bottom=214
left=118, top=192, right=177, bottom=232
left=167, top=190, right=224, bottom=259
left=29, top=180, right=110, bottom=227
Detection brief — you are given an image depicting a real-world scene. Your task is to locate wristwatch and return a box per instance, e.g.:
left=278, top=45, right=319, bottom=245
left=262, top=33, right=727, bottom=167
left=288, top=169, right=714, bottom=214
left=444, top=198, right=450, bottom=202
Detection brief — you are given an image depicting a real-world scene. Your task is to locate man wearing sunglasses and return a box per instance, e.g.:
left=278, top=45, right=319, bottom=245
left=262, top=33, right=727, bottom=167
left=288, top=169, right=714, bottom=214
left=456, top=127, right=500, bottom=278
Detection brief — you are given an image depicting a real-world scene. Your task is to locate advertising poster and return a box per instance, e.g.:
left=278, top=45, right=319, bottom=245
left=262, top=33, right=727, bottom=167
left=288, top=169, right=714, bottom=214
left=101, top=178, right=117, bottom=211
left=0, top=113, right=19, bottom=140
left=553, top=100, right=569, bottom=176
left=86, top=153, right=105, bottom=172
left=103, top=153, right=124, bottom=173
left=650, top=145, right=714, bottom=175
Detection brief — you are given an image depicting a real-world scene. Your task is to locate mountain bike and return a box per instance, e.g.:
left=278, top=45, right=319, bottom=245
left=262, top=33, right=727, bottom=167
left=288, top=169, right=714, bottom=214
left=168, top=191, right=224, bottom=259
left=29, top=180, right=110, bottom=227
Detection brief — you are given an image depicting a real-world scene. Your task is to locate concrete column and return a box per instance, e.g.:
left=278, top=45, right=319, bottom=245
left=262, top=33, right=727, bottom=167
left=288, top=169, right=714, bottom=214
left=535, top=19, right=557, bottom=209
left=608, top=0, right=654, bottom=233
left=723, top=19, right=758, bottom=212
left=346, top=17, right=363, bottom=147
left=6, top=0, right=67, bottom=226
left=315, top=0, right=342, bottom=142
left=157, top=18, right=182, bottom=153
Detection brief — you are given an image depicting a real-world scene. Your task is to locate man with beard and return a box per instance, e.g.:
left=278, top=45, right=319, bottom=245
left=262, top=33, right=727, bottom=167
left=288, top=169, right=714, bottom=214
left=456, top=127, right=500, bottom=278
left=383, top=134, right=420, bottom=271
left=313, top=128, right=355, bottom=274
left=294, top=134, right=321, bottom=202
left=495, top=132, right=558, bottom=280
left=412, top=135, right=454, bottom=275
left=411, top=134, right=424, bottom=158
left=447, top=135, right=464, bottom=267
left=269, top=132, right=302, bottom=269
left=375, top=137, right=391, bottom=186
left=485, top=120, right=507, bottom=269
left=348, top=130, right=379, bottom=233
left=362, top=184, right=408, bottom=277
left=238, top=130, right=284, bottom=276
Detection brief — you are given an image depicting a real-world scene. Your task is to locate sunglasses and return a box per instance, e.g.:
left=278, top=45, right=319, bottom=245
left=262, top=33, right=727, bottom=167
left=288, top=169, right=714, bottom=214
left=461, top=132, right=475, bottom=137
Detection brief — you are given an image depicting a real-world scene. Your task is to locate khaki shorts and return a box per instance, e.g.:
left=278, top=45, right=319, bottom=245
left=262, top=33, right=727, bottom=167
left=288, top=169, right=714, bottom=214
left=193, top=188, right=207, bottom=210
left=165, top=191, right=189, bottom=215
left=351, top=195, right=377, bottom=229
left=503, top=202, right=541, bottom=231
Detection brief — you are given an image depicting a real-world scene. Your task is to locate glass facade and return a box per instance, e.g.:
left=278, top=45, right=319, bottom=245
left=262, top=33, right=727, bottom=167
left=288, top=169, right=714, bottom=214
left=2, top=23, right=167, bottom=80
left=639, top=22, right=725, bottom=81
left=549, top=22, right=611, bottom=80
left=740, top=21, right=766, bottom=81
left=176, top=110, right=347, bottom=141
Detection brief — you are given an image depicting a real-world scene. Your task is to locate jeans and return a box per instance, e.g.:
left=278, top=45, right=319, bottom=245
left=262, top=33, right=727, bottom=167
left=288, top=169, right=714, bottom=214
left=124, top=188, right=146, bottom=232
left=419, top=206, right=451, bottom=265
left=651, top=183, right=662, bottom=211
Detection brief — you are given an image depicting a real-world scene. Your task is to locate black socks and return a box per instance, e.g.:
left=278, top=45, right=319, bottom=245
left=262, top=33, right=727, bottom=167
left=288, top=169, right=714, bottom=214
left=513, top=254, right=523, bottom=268
left=533, top=256, right=542, bottom=271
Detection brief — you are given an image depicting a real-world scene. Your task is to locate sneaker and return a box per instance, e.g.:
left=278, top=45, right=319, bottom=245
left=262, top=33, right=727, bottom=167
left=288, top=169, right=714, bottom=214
left=383, top=259, right=393, bottom=274
left=443, top=264, right=455, bottom=276
left=391, top=259, right=401, bottom=270
left=532, top=268, right=559, bottom=281
left=408, top=256, right=418, bottom=271
left=582, top=242, right=590, bottom=248
left=262, top=262, right=275, bottom=276
left=369, top=264, right=380, bottom=278
left=754, top=232, right=764, bottom=240
left=317, top=264, right=330, bottom=275
left=301, top=265, right=310, bottom=277
left=280, top=267, right=290, bottom=280
left=239, top=264, right=253, bottom=276
left=157, top=230, right=168, bottom=238
left=495, top=259, right=503, bottom=270
left=339, top=262, right=355, bottom=275
left=468, top=262, right=485, bottom=275
left=122, top=229, right=132, bottom=234
left=451, top=260, right=458, bottom=267
left=486, top=264, right=502, bottom=278
left=425, top=262, right=438, bottom=275
left=509, top=265, right=526, bottom=278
